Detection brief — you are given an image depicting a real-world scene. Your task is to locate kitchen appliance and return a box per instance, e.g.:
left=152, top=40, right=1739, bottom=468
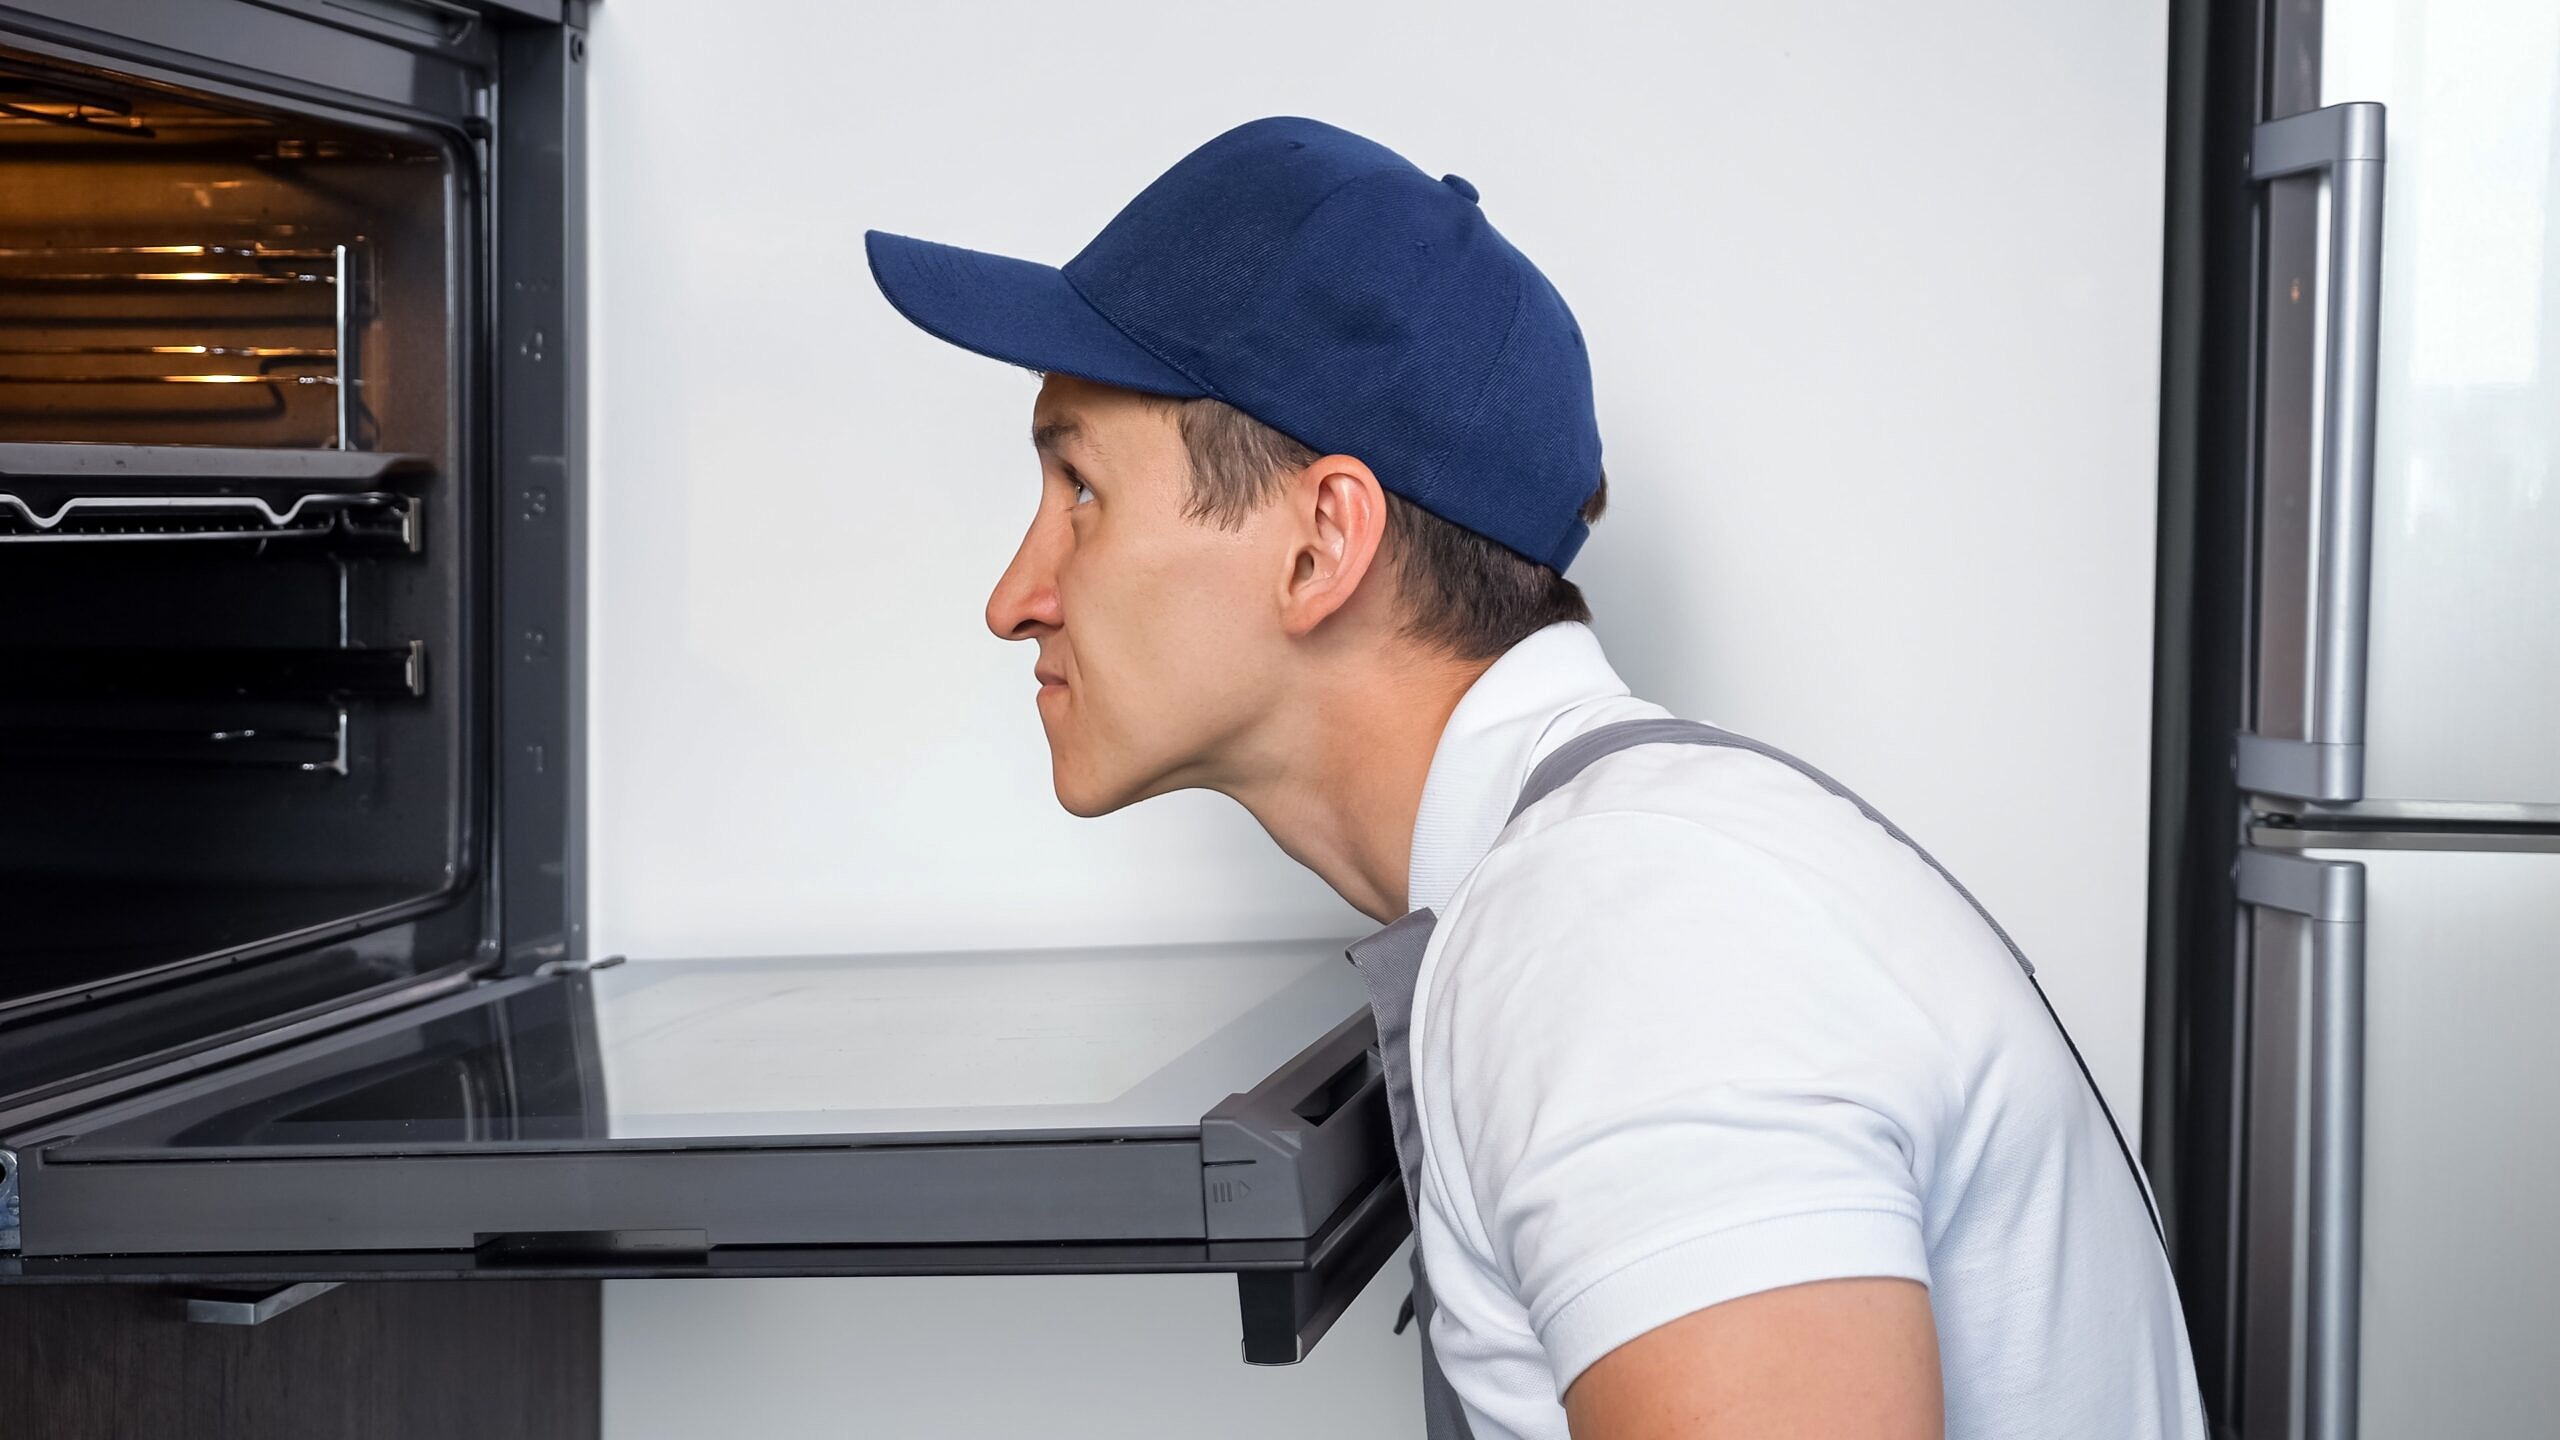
left=2147, top=0, right=2560, bottom=1435
left=0, top=0, right=1400, bottom=1365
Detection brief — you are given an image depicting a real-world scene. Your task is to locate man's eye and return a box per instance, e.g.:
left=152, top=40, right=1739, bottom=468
left=1069, top=476, right=1096, bottom=506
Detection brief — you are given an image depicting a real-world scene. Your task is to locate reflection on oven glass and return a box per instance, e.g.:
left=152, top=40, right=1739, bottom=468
left=588, top=943, right=1364, bottom=1138
left=66, top=942, right=1369, bottom=1153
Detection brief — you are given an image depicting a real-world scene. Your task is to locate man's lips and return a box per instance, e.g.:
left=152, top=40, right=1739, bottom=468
left=1035, top=666, right=1067, bottom=690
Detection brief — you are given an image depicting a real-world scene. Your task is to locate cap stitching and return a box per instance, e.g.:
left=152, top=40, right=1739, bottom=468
left=1547, top=515, right=1591, bottom=569
left=1407, top=266, right=1528, bottom=543
left=1059, top=265, right=1232, bottom=403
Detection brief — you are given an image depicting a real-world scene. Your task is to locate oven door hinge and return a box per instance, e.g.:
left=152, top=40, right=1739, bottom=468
left=466, top=75, right=495, bottom=142
left=180, top=1281, right=341, bottom=1326
left=0, top=1147, right=21, bottom=1253
left=532, top=953, right=625, bottom=979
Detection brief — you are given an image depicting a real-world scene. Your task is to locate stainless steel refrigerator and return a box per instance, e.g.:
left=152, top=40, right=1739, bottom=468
left=2147, top=2, right=2560, bottom=1437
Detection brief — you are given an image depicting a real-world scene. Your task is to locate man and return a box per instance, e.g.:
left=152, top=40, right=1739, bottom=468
left=866, top=117, right=2203, bottom=1440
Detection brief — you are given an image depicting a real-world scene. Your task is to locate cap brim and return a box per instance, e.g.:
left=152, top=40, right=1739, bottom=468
left=864, top=230, right=1209, bottom=399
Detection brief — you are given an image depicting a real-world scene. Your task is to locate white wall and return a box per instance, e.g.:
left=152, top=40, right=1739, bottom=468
left=588, top=2, right=2168, bottom=1435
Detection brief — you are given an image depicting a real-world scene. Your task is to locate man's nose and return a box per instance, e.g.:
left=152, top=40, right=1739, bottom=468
left=985, top=523, right=1063, bottom=641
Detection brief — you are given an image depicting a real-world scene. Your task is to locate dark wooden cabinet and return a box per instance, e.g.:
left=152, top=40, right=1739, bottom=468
left=0, top=1281, right=598, bottom=1439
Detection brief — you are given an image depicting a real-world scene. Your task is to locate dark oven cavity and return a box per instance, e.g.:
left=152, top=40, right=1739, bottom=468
left=0, top=42, right=475, bottom=1041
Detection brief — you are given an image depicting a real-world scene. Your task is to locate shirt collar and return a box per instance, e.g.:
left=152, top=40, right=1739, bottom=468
left=1407, top=621, right=1632, bottom=913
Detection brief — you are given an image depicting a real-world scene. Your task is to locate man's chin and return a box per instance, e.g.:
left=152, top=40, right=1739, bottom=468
left=1050, top=761, right=1138, bottom=819
left=1053, top=785, right=1123, bottom=820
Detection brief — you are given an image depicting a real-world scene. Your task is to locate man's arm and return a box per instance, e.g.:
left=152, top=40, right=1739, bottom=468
left=1561, top=1277, right=1942, bottom=1440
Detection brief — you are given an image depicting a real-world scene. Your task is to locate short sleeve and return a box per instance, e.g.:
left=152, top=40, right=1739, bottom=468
left=1423, top=810, right=1957, bottom=1392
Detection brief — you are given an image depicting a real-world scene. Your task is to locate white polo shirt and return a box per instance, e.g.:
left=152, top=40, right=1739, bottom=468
left=1404, top=621, right=2205, bottom=1440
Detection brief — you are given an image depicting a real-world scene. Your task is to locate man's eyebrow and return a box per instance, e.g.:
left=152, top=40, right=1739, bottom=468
left=1030, top=419, right=1088, bottom=457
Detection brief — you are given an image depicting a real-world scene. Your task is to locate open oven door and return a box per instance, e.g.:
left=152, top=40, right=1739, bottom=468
left=0, top=0, right=1404, bottom=1366
left=0, top=940, right=1404, bottom=1363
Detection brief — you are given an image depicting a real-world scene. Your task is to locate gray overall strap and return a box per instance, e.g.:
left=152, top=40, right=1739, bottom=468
left=1510, top=717, right=2163, bottom=1249
left=1345, top=910, right=1474, bottom=1440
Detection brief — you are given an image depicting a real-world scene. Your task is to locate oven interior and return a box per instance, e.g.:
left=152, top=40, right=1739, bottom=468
left=0, top=43, right=478, bottom=1063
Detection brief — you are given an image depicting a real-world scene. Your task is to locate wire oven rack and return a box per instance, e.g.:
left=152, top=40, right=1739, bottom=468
left=0, top=446, right=433, bottom=772
left=0, top=443, right=424, bottom=548
left=0, top=241, right=367, bottom=449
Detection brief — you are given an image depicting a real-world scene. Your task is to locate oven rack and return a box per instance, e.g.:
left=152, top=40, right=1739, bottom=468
left=0, top=242, right=367, bottom=447
left=0, top=443, right=426, bottom=548
left=0, top=445, right=433, bottom=773
left=0, top=490, right=414, bottom=547
left=0, top=241, right=342, bottom=282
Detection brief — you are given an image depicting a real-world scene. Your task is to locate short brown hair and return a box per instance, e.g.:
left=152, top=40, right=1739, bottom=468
left=1154, top=395, right=1606, bottom=661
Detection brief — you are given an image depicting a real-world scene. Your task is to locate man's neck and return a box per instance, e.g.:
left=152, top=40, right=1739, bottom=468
left=1216, top=645, right=1491, bottom=925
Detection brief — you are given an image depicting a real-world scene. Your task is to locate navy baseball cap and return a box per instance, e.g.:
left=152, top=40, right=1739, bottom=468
left=865, top=116, right=1604, bottom=572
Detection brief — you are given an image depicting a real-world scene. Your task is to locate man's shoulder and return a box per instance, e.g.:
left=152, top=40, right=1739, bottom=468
left=1420, top=721, right=2027, bottom=1053
left=1424, top=756, right=1902, bottom=1002
left=1469, top=727, right=1885, bottom=896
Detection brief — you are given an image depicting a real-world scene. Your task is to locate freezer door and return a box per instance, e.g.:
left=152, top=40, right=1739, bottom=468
left=0, top=941, right=1403, bottom=1362
left=2241, top=1, right=2560, bottom=816
left=2235, top=843, right=2560, bottom=1440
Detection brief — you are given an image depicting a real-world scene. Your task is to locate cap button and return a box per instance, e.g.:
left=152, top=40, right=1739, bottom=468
left=1440, top=173, right=1479, bottom=204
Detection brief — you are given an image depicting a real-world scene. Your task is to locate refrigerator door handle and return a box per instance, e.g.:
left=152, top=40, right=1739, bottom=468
left=2236, top=849, right=2367, bottom=1440
left=2237, top=102, right=2387, bottom=803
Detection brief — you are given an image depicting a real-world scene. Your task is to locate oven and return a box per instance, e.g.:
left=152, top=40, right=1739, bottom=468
left=0, top=0, right=1399, bottom=1364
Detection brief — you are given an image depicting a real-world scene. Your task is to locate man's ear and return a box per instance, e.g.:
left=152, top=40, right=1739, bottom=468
left=1278, top=456, right=1390, bottom=639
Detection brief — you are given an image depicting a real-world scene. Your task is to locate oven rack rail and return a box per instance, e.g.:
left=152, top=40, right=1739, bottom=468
left=0, top=714, right=350, bottom=771
left=0, top=643, right=423, bottom=704
left=0, top=639, right=420, bottom=775
left=0, top=446, right=432, bottom=772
